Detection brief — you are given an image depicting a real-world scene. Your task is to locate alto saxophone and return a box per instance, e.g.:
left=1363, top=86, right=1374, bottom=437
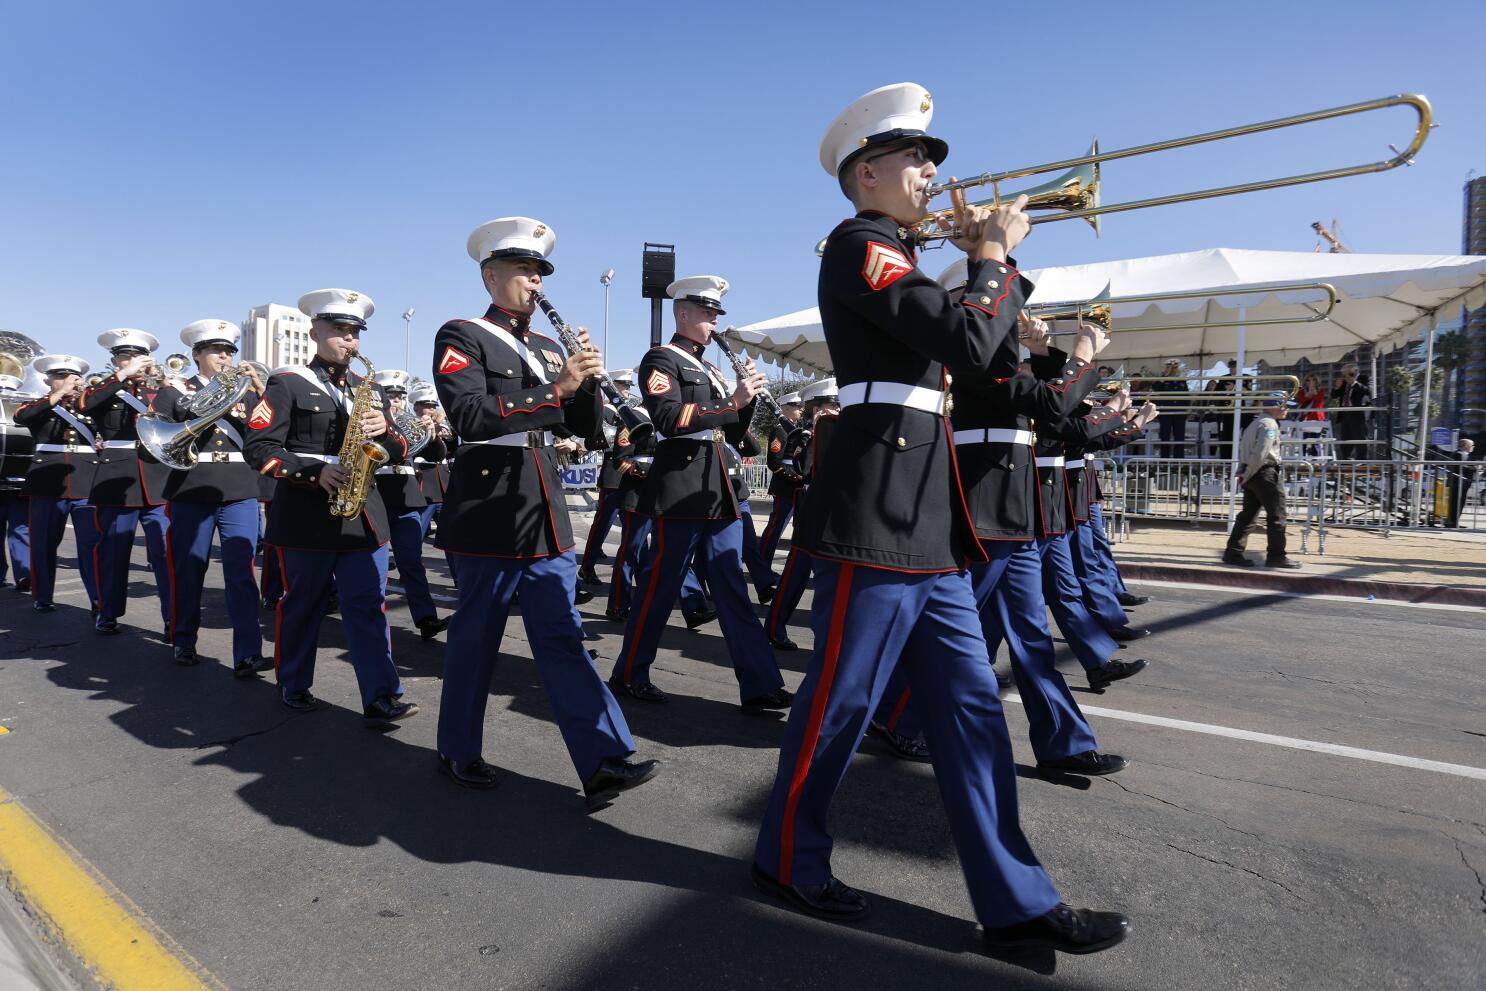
left=329, top=352, right=390, bottom=519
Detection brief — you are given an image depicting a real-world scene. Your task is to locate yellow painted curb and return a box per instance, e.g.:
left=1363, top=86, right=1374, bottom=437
left=0, top=786, right=219, bottom=990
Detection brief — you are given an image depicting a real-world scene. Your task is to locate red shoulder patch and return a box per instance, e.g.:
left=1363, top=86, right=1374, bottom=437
left=438, top=346, right=472, bottom=375
left=248, top=400, right=274, bottom=430
left=646, top=370, right=672, bottom=396
left=862, top=241, right=913, bottom=291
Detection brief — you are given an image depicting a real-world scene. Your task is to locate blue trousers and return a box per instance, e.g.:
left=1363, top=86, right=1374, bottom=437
left=388, top=508, right=438, bottom=624
left=1, top=496, right=29, bottom=583
left=166, top=499, right=262, bottom=661
left=754, top=561, right=1060, bottom=927
left=275, top=545, right=401, bottom=709
left=579, top=487, right=620, bottom=574
left=973, top=542, right=1098, bottom=761
left=1086, top=503, right=1129, bottom=595
left=1069, top=518, right=1129, bottom=631
left=764, top=544, right=812, bottom=641
left=439, top=549, right=634, bottom=779
left=95, top=504, right=171, bottom=623
left=609, top=512, right=705, bottom=616
left=758, top=495, right=794, bottom=566
left=612, top=516, right=783, bottom=700
left=27, top=498, right=100, bottom=608
left=738, top=501, right=777, bottom=594
left=1039, top=533, right=1117, bottom=673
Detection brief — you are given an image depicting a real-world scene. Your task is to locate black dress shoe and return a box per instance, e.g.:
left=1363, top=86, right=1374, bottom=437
left=1037, top=751, right=1129, bottom=776
left=32, top=601, right=55, bottom=614
left=1222, top=550, right=1255, bottom=567
left=324, top=593, right=339, bottom=615
left=1089, top=658, right=1147, bottom=692
left=603, top=607, right=628, bottom=622
left=583, top=757, right=660, bottom=810
left=363, top=696, right=419, bottom=722
left=683, top=607, right=717, bottom=630
left=577, top=568, right=600, bottom=587
left=757, top=585, right=776, bottom=604
left=751, top=863, right=868, bottom=921
left=768, top=634, right=798, bottom=651
left=438, top=754, right=500, bottom=790
left=869, top=721, right=932, bottom=763
left=233, top=655, right=270, bottom=679
left=1266, top=557, right=1302, bottom=569
left=994, top=666, right=1012, bottom=691
left=607, top=677, right=668, bottom=703
left=15, top=578, right=31, bottom=593
left=1116, top=592, right=1150, bottom=607
left=574, top=586, right=594, bottom=605
left=741, top=687, right=794, bottom=711
left=95, top=616, right=119, bottom=635
left=982, top=902, right=1129, bottom=955
left=281, top=689, right=328, bottom=712
left=1108, top=625, right=1150, bottom=642
left=416, top=616, right=448, bottom=641
left=261, top=597, right=280, bottom=611
left=0, top=577, right=9, bottom=588
left=173, top=645, right=199, bottom=667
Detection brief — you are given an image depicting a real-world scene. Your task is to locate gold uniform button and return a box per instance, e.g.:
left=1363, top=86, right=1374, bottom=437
left=980, top=296, right=991, bottom=304
left=507, top=369, right=515, bottom=374
left=896, top=437, right=906, bottom=447
left=526, top=396, right=533, bottom=403
left=545, top=393, right=553, bottom=400
left=481, top=468, right=490, bottom=476
left=685, top=455, right=693, bottom=462
left=506, top=402, right=514, bottom=409
left=998, top=266, right=1008, bottom=274
left=988, top=281, right=999, bottom=289
left=1008, top=463, right=1015, bottom=470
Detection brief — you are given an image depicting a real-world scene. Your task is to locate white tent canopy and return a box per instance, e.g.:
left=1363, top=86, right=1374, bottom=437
left=730, top=248, right=1486, bottom=373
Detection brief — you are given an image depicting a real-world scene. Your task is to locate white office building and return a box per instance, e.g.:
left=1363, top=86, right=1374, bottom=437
left=242, top=304, right=313, bottom=369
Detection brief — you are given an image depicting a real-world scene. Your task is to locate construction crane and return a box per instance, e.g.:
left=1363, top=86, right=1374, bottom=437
left=1312, top=219, right=1351, bottom=253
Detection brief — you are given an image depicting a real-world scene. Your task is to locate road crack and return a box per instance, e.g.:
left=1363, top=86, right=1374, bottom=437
left=1161, top=841, right=1309, bottom=903
left=1451, top=837, right=1486, bottom=918
left=1103, top=777, right=1263, bottom=840
left=197, top=715, right=298, bottom=751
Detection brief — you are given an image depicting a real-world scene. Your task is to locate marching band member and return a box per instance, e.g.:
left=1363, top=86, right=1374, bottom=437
left=754, top=83, right=1128, bottom=954
left=408, top=382, right=453, bottom=576
left=14, top=355, right=101, bottom=614
left=80, top=330, right=173, bottom=636
left=243, top=288, right=417, bottom=722
left=0, top=374, right=32, bottom=592
left=608, top=275, right=789, bottom=709
left=757, top=392, right=804, bottom=566
left=432, top=216, right=656, bottom=805
left=152, top=320, right=269, bottom=672
left=1067, top=412, right=1156, bottom=628
left=762, top=379, right=836, bottom=650
left=371, top=369, right=448, bottom=641
left=577, top=368, right=635, bottom=587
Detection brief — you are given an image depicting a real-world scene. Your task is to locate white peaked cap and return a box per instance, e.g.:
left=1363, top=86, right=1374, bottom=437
left=0, top=374, right=22, bottom=391
left=181, top=319, right=241, bottom=350
left=610, top=368, right=635, bottom=384
left=779, top=392, right=802, bottom=406
left=409, top=383, right=439, bottom=405
left=33, top=354, right=91, bottom=377
left=801, top=377, right=838, bottom=401
left=97, top=328, right=160, bottom=353
left=667, top=275, right=729, bottom=315
left=466, top=217, right=557, bottom=275
left=372, top=369, right=411, bottom=392
left=819, top=82, right=948, bottom=176
left=298, top=288, right=375, bottom=326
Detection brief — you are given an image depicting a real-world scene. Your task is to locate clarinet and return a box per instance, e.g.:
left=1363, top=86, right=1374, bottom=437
left=713, top=327, right=783, bottom=421
left=529, top=290, right=653, bottom=442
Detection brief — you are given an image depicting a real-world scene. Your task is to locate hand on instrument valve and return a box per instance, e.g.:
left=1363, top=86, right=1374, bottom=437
left=244, top=364, right=267, bottom=394
left=48, top=373, right=82, bottom=405
left=556, top=326, right=604, bottom=399
left=1018, top=312, right=1051, bottom=355
left=115, top=355, right=153, bottom=382
left=317, top=464, right=350, bottom=496
left=944, top=187, right=1030, bottom=263
left=360, top=408, right=388, bottom=438
left=731, top=357, right=767, bottom=409
left=1135, top=401, right=1159, bottom=427
left=1071, top=322, right=1110, bottom=364
left=1106, top=389, right=1133, bottom=415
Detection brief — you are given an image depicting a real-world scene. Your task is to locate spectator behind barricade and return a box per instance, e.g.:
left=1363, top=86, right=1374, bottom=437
left=1223, top=393, right=1299, bottom=569
left=1206, top=359, right=1244, bottom=458
left=1293, top=373, right=1327, bottom=457
left=1148, top=358, right=1190, bottom=459
left=1438, top=437, right=1478, bottom=529
left=1329, top=363, right=1372, bottom=461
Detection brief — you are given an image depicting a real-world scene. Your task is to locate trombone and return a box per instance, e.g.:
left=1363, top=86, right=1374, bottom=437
left=1023, top=281, right=1338, bottom=336
left=1118, top=373, right=1304, bottom=414
left=910, top=93, right=1432, bottom=246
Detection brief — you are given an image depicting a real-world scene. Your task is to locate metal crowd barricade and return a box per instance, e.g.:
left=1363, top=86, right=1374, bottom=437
left=1108, top=456, right=1319, bottom=544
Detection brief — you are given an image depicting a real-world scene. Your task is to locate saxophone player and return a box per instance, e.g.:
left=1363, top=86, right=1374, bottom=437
left=243, top=288, right=417, bottom=722
left=152, top=320, right=269, bottom=673
left=371, top=368, right=448, bottom=641
left=432, top=216, right=657, bottom=806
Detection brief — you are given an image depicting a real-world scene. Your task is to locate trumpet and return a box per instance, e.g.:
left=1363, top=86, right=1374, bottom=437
left=1020, top=282, right=1338, bottom=338
left=815, top=93, right=1432, bottom=252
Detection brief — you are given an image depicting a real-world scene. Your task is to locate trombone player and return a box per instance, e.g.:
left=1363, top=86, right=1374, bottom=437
left=151, top=320, right=270, bottom=673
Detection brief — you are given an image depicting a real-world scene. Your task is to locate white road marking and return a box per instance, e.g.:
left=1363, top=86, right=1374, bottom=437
left=1126, top=577, right=1486, bottom=614
left=1006, top=693, right=1486, bottom=781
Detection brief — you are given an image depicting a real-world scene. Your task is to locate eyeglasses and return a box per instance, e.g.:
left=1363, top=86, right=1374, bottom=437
left=864, top=143, right=930, bottom=168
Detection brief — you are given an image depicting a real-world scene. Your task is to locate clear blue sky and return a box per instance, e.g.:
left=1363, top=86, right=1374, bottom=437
left=1, top=0, right=1479, bottom=380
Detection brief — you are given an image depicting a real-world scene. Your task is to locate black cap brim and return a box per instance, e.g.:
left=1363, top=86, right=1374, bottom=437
left=487, top=247, right=555, bottom=277
left=316, top=314, right=367, bottom=330
left=837, top=130, right=949, bottom=178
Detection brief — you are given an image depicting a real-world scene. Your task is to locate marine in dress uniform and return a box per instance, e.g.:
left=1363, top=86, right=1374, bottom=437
left=371, top=369, right=449, bottom=640
left=152, top=320, right=270, bottom=673
left=576, top=368, right=635, bottom=586
left=753, top=83, right=1128, bottom=954
left=79, top=330, right=173, bottom=635
left=13, top=355, right=102, bottom=613
left=0, top=374, right=33, bottom=592
left=432, top=216, right=657, bottom=806
left=243, top=288, right=418, bottom=722
left=607, top=274, right=789, bottom=709
left=407, top=383, right=455, bottom=580
left=757, top=393, right=804, bottom=567
left=1066, top=414, right=1154, bottom=636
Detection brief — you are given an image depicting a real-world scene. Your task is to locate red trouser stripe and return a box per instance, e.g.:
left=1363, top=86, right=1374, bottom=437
left=621, top=517, right=666, bottom=683
left=608, top=512, right=632, bottom=614
left=766, top=545, right=799, bottom=637
left=273, top=545, right=288, bottom=675
left=884, top=687, right=911, bottom=731
left=778, top=562, right=855, bottom=884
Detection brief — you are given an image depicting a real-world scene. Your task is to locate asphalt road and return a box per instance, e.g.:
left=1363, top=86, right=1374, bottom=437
left=0, top=530, right=1483, bottom=991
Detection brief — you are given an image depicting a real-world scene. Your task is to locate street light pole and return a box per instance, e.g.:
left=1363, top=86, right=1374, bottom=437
left=599, top=269, right=615, bottom=359
left=402, top=308, right=415, bottom=372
